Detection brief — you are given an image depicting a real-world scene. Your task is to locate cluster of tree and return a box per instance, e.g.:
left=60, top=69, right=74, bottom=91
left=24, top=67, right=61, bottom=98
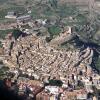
left=49, top=0, right=58, bottom=8
left=74, top=22, right=99, bottom=44
left=48, top=79, right=63, bottom=87
left=12, top=29, right=27, bottom=40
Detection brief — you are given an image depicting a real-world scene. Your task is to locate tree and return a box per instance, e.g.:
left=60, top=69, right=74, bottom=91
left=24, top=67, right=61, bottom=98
left=12, top=29, right=26, bottom=40
left=49, top=0, right=58, bottom=8
left=49, top=79, right=63, bottom=86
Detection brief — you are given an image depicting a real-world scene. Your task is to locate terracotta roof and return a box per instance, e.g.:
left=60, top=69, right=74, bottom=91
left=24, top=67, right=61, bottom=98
left=28, top=80, right=43, bottom=86
left=0, top=48, right=4, bottom=55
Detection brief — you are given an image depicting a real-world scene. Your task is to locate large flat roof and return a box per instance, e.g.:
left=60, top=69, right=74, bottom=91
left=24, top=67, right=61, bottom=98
left=17, top=15, right=31, bottom=20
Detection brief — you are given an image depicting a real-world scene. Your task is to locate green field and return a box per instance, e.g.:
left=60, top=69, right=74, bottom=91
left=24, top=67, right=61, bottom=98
left=0, top=0, right=27, bottom=23
left=0, top=6, right=26, bottom=19
left=0, top=29, right=13, bottom=39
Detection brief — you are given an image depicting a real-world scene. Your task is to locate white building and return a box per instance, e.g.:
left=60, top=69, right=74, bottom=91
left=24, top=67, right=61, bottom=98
left=17, top=15, right=31, bottom=23
left=77, top=93, right=87, bottom=100
left=5, top=11, right=17, bottom=19
left=45, top=86, right=59, bottom=95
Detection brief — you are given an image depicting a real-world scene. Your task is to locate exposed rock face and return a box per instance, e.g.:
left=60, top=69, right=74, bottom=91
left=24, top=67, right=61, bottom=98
left=2, top=29, right=94, bottom=83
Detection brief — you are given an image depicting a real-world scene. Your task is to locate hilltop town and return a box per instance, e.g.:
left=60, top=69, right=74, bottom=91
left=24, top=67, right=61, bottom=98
left=1, top=22, right=100, bottom=100
left=0, top=0, right=100, bottom=100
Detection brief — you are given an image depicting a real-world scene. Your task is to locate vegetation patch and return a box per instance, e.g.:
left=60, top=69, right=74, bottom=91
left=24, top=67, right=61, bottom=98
left=49, top=79, right=63, bottom=86
left=12, top=29, right=24, bottom=40
left=0, top=41, right=2, bottom=48
left=0, top=66, right=9, bottom=79
left=0, top=29, right=13, bottom=39
left=0, top=6, right=26, bottom=20
left=94, top=56, right=100, bottom=72
left=95, top=57, right=100, bottom=71
left=48, top=25, right=61, bottom=37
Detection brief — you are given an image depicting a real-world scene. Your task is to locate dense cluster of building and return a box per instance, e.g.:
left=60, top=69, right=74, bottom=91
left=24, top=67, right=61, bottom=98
left=1, top=24, right=100, bottom=99
left=0, top=0, right=100, bottom=99
left=2, top=73, right=100, bottom=100
left=2, top=73, right=99, bottom=100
